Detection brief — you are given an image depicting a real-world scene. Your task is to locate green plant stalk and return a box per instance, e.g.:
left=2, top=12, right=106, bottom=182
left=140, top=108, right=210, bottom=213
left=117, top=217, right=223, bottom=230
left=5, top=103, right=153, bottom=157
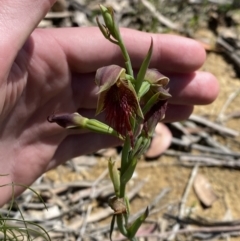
left=97, top=5, right=156, bottom=240
left=119, top=135, right=130, bottom=198
left=119, top=181, right=126, bottom=199
left=123, top=212, right=128, bottom=227
left=117, top=35, right=134, bottom=77
left=114, top=26, right=137, bottom=236
left=119, top=138, right=138, bottom=198
left=115, top=29, right=145, bottom=241
left=121, top=135, right=130, bottom=169
left=116, top=215, right=128, bottom=236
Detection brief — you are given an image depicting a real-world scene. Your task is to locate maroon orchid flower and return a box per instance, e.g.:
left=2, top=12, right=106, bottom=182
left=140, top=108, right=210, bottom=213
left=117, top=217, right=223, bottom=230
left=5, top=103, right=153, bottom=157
left=95, top=65, right=143, bottom=145
left=142, top=69, right=171, bottom=136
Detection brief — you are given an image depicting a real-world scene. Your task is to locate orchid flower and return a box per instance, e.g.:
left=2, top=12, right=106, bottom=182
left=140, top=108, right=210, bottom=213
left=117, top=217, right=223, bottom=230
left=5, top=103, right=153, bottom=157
left=95, top=65, right=143, bottom=146
left=142, top=69, right=171, bottom=136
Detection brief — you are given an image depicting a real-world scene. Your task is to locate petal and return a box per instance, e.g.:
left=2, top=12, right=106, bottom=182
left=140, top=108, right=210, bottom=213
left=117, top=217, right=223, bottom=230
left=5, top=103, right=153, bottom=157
left=156, top=87, right=172, bottom=100
left=102, top=79, right=142, bottom=146
left=104, top=81, right=134, bottom=140
left=143, top=100, right=168, bottom=136
left=95, top=65, right=126, bottom=90
left=95, top=65, right=126, bottom=115
left=120, top=79, right=144, bottom=119
left=145, top=69, right=169, bottom=86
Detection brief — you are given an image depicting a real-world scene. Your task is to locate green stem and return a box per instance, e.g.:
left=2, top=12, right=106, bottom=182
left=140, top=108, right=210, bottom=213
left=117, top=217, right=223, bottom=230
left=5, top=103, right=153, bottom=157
left=118, top=35, right=133, bottom=77
left=120, top=135, right=131, bottom=198
left=120, top=183, right=126, bottom=198
left=121, top=136, right=130, bottom=173
left=116, top=215, right=128, bottom=236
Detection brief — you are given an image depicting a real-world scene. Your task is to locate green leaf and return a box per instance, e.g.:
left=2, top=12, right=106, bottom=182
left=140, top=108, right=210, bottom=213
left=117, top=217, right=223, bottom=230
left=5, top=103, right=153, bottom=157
left=142, top=88, right=171, bottom=116
left=130, top=134, right=151, bottom=158
left=135, top=38, right=153, bottom=94
left=124, top=197, right=131, bottom=215
left=128, top=207, right=149, bottom=238
left=137, top=137, right=151, bottom=156
left=142, top=92, right=161, bottom=115
left=138, top=81, right=150, bottom=98
left=116, top=215, right=128, bottom=236
left=130, top=135, right=143, bottom=158
left=120, top=157, right=138, bottom=184
left=108, top=158, right=120, bottom=197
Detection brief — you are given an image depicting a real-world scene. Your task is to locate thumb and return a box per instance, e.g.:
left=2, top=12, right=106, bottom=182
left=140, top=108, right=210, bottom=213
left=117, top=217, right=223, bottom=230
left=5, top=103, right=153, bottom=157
left=0, top=0, right=56, bottom=74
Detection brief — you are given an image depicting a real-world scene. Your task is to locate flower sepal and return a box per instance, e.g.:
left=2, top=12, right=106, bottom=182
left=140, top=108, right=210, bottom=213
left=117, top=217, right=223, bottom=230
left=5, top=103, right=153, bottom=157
left=142, top=87, right=171, bottom=115
left=144, top=68, right=169, bottom=86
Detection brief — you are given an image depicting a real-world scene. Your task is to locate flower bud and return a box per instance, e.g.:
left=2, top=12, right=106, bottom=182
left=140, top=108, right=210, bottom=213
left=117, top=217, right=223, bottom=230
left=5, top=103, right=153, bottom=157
left=99, top=5, right=119, bottom=40
left=47, top=112, right=81, bottom=129
left=140, top=69, right=171, bottom=136
left=48, top=112, right=122, bottom=139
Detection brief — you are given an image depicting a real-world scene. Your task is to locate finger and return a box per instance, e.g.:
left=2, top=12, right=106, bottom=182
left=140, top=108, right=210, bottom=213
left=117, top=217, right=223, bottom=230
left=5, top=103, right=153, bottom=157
left=0, top=0, right=55, bottom=70
left=164, top=104, right=194, bottom=123
left=42, top=27, right=206, bottom=73
left=168, top=71, right=219, bottom=105
left=72, top=71, right=218, bottom=109
left=48, top=134, right=122, bottom=169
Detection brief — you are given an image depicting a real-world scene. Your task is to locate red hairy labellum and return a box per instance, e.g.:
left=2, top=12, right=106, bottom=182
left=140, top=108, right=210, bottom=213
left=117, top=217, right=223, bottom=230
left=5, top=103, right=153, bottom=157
left=104, top=80, right=137, bottom=146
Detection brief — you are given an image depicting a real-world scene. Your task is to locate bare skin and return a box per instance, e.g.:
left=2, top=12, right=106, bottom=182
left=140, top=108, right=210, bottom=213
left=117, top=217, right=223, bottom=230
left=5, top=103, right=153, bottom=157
left=0, top=0, right=219, bottom=206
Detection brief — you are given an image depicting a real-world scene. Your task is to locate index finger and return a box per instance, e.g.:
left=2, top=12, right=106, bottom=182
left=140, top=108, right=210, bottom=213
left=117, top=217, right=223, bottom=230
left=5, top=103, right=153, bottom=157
left=38, top=27, right=206, bottom=73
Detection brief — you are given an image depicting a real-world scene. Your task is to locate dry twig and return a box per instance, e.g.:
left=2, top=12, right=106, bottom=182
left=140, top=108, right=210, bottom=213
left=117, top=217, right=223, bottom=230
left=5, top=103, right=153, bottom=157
left=140, top=0, right=181, bottom=31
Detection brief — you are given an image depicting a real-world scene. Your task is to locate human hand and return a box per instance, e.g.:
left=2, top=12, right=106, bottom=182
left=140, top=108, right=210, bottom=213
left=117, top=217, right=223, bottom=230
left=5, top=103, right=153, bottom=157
left=0, top=0, right=218, bottom=206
